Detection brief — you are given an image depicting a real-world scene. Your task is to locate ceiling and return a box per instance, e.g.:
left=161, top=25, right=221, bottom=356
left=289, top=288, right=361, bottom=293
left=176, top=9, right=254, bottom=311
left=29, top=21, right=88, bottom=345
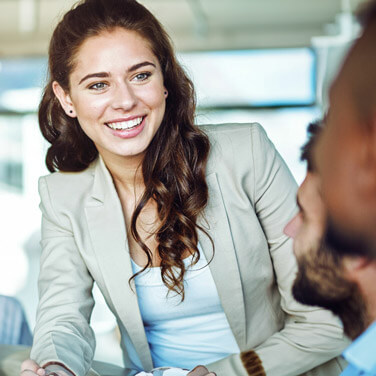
left=0, top=0, right=367, bottom=57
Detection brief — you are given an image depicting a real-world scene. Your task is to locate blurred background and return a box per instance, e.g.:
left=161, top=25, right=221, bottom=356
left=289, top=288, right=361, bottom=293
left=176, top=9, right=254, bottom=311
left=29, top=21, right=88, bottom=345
left=0, top=0, right=366, bottom=366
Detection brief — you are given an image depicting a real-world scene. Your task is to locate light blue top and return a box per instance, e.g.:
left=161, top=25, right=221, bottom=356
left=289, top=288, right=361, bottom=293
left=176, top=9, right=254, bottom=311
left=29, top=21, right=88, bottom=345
left=131, top=248, right=240, bottom=370
left=341, top=321, right=376, bottom=376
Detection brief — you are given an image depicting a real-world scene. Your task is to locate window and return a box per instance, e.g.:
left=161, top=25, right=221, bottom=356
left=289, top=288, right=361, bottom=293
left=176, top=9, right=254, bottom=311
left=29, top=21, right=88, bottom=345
left=179, top=48, right=316, bottom=108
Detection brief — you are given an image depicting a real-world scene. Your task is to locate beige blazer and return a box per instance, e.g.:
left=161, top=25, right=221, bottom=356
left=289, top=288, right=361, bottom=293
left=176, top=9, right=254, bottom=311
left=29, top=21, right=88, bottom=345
left=30, top=123, right=349, bottom=376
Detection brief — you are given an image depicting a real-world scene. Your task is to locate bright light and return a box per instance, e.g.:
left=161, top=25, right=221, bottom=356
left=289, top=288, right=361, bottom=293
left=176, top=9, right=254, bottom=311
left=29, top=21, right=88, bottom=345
left=0, top=87, right=42, bottom=112
left=19, top=0, right=36, bottom=33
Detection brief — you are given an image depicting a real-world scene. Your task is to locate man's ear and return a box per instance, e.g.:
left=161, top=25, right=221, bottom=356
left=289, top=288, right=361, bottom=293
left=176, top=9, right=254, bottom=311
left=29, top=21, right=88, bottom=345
left=52, top=81, right=76, bottom=118
left=343, top=256, right=374, bottom=282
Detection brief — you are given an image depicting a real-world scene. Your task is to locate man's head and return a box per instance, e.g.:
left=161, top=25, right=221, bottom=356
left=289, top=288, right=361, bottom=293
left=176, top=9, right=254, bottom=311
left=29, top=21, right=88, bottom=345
left=312, top=0, right=376, bottom=328
left=315, top=0, right=376, bottom=261
left=284, top=120, right=371, bottom=339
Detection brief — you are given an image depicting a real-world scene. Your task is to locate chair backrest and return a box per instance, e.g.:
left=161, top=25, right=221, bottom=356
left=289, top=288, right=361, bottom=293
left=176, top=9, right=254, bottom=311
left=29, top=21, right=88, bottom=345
left=0, top=296, right=32, bottom=346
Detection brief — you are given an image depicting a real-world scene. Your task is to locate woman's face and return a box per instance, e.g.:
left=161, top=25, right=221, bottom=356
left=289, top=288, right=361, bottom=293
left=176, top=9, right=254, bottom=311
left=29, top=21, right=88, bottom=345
left=53, top=27, right=167, bottom=165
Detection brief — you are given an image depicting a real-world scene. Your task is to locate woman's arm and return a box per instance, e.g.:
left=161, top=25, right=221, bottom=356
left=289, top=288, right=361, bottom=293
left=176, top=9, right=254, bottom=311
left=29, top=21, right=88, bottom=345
left=205, top=124, right=348, bottom=376
left=29, top=176, right=96, bottom=376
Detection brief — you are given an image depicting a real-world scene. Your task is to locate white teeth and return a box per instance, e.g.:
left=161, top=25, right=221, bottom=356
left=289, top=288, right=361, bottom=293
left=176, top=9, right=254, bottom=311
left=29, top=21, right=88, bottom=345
left=106, top=116, right=143, bottom=130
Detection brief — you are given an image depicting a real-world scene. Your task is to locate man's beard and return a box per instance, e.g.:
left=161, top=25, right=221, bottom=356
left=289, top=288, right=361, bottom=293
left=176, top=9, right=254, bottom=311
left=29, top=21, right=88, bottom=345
left=292, top=238, right=369, bottom=340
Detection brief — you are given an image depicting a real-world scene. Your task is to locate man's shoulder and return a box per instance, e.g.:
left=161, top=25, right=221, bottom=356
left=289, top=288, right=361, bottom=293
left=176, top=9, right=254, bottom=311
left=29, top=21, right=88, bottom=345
left=342, top=321, right=376, bottom=375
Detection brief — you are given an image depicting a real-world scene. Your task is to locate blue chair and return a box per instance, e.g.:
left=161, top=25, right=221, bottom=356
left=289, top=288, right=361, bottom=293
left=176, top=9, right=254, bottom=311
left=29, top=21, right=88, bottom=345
left=0, top=296, right=32, bottom=346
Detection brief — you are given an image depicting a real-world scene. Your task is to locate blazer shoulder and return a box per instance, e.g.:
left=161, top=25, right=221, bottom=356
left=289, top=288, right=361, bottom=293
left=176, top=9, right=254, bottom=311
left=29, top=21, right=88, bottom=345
left=200, top=122, right=269, bottom=153
left=201, top=123, right=272, bottom=170
left=200, top=122, right=265, bottom=138
left=38, top=160, right=97, bottom=210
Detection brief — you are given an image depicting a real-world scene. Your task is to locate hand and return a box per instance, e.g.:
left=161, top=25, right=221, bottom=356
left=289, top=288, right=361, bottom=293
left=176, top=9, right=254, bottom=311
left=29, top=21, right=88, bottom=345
left=21, top=360, right=73, bottom=376
left=187, top=366, right=216, bottom=376
left=20, top=359, right=45, bottom=376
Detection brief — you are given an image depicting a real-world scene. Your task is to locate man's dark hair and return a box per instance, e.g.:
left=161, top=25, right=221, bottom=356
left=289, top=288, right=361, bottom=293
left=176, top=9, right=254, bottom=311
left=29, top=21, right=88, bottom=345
left=300, top=119, right=322, bottom=172
left=357, top=0, right=376, bottom=28
left=342, top=0, right=376, bottom=124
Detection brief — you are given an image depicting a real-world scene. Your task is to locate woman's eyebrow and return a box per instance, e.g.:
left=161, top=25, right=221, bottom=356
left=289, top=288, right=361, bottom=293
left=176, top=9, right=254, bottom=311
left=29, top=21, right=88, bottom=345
left=78, top=61, right=157, bottom=85
left=79, top=72, right=109, bottom=85
left=127, top=61, right=156, bottom=73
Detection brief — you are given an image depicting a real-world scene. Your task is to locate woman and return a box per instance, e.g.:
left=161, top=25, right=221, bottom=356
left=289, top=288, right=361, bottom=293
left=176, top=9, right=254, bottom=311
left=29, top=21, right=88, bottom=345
left=22, top=0, right=348, bottom=375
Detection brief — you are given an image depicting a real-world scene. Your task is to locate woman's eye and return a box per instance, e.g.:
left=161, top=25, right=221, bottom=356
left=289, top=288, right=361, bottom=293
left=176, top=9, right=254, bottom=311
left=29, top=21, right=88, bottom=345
left=133, top=72, right=151, bottom=82
left=89, top=82, right=108, bottom=90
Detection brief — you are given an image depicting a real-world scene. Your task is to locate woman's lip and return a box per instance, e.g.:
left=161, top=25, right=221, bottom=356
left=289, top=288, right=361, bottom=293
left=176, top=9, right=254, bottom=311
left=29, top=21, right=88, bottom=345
left=105, top=115, right=146, bottom=124
left=106, top=116, right=146, bottom=139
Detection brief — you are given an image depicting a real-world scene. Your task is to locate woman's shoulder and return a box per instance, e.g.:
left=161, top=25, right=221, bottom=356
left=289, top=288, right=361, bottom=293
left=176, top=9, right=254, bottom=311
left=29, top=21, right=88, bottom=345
left=40, top=159, right=97, bottom=185
left=199, top=122, right=272, bottom=165
left=199, top=122, right=265, bottom=138
left=38, top=159, right=98, bottom=206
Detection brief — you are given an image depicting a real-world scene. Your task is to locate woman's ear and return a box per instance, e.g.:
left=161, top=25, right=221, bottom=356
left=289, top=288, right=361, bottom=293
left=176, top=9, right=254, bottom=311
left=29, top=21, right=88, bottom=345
left=52, top=81, right=76, bottom=118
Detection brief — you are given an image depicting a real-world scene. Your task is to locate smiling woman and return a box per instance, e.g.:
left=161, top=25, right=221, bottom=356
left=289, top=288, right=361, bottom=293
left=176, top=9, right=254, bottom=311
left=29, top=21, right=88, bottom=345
left=52, top=29, right=167, bottom=162
left=12, top=0, right=350, bottom=376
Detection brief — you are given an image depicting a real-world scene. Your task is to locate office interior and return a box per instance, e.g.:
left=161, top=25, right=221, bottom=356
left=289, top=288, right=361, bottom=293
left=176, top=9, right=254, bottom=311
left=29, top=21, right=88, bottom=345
left=0, top=0, right=366, bottom=366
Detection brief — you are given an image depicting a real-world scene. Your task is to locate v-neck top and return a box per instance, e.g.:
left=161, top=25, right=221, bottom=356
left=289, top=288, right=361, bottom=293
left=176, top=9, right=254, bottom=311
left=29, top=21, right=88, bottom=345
left=130, top=247, right=240, bottom=370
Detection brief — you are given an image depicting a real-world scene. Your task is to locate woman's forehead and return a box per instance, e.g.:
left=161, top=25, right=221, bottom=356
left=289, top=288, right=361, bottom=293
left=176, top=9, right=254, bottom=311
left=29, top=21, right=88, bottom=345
left=71, top=28, right=158, bottom=74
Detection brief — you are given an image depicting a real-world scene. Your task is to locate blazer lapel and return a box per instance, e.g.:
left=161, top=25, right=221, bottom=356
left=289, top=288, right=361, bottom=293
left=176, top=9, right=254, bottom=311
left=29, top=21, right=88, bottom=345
left=198, top=172, right=246, bottom=350
left=85, top=157, right=153, bottom=370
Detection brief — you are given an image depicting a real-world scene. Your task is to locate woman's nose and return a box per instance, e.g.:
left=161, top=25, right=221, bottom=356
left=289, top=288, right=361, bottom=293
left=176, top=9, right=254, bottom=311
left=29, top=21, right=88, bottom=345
left=111, top=83, right=137, bottom=111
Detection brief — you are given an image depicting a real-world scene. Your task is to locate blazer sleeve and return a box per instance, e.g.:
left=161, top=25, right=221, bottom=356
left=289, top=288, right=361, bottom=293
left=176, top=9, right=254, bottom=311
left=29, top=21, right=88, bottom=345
left=206, top=124, right=349, bottom=376
left=30, top=176, right=96, bottom=376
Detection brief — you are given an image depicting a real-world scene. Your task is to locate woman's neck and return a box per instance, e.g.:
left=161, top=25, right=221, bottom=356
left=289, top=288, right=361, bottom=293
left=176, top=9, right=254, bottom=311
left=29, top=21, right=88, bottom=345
left=101, top=152, right=145, bottom=196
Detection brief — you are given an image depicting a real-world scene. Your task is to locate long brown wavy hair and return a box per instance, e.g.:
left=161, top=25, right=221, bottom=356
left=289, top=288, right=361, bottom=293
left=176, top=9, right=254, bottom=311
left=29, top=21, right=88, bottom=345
left=39, top=0, right=212, bottom=299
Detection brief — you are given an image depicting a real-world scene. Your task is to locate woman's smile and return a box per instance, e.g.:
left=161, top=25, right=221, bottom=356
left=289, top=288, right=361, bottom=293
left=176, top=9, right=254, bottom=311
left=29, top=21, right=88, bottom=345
left=105, top=115, right=146, bottom=139
left=105, top=116, right=145, bottom=130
